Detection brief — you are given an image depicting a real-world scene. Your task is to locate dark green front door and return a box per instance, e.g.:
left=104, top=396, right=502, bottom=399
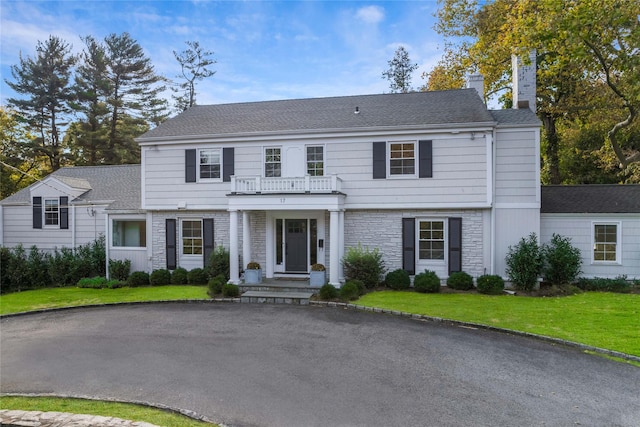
left=285, top=219, right=307, bottom=272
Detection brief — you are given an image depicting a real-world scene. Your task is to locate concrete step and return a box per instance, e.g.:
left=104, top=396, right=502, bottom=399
left=241, top=290, right=314, bottom=305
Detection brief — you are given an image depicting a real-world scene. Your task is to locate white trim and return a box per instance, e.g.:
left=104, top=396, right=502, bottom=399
left=591, top=221, right=622, bottom=265
left=141, top=146, right=147, bottom=209
left=485, top=133, right=493, bottom=206
left=494, top=203, right=540, bottom=209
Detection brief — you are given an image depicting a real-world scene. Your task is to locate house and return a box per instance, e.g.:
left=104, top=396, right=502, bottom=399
left=0, top=164, right=150, bottom=273
left=541, top=185, right=640, bottom=279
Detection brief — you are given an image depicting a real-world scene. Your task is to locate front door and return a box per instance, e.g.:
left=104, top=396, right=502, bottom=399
left=285, top=219, right=307, bottom=272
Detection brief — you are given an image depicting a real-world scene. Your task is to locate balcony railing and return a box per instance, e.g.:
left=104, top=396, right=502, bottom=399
left=231, top=175, right=342, bottom=194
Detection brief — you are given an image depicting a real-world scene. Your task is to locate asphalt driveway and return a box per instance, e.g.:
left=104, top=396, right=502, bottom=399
left=1, top=303, right=639, bottom=426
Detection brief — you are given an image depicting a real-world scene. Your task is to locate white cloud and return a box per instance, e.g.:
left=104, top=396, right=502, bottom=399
left=355, top=5, right=385, bottom=24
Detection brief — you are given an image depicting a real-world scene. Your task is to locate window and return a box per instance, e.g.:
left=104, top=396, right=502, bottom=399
left=307, top=146, right=324, bottom=176
left=182, top=220, right=203, bottom=255
left=112, top=220, right=146, bottom=247
left=419, top=220, right=444, bottom=260
left=199, top=149, right=221, bottom=179
left=265, top=148, right=281, bottom=177
left=593, top=223, right=619, bottom=262
left=389, top=142, right=415, bottom=176
left=44, top=198, right=59, bottom=226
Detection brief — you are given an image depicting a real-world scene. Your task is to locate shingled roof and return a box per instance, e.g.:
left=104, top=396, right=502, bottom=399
left=1, top=164, right=141, bottom=211
left=138, top=89, right=499, bottom=140
left=541, top=185, right=640, bottom=214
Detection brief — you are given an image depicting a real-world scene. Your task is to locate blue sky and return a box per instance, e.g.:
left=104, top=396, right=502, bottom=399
left=1, top=1, right=446, bottom=107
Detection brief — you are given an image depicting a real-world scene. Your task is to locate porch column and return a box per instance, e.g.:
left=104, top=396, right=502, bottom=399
left=339, top=209, right=345, bottom=282
left=229, top=209, right=240, bottom=284
left=242, top=211, right=251, bottom=269
left=329, top=209, right=340, bottom=286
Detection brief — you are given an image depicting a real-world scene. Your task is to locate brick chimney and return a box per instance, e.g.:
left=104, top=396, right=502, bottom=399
left=467, top=73, right=485, bottom=103
left=512, top=50, right=536, bottom=112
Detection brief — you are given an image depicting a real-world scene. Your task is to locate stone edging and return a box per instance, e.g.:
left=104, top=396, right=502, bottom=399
left=308, top=300, right=640, bottom=364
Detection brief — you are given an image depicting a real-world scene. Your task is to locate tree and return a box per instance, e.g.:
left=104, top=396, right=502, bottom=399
left=173, top=41, right=216, bottom=111
left=0, top=107, right=43, bottom=198
left=5, top=35, right=76, bottom=171
left=382, top=46, right=418, bottom=93
left=432, top=0, right=640, bottom=183
left=102, top=32, right=168, bottom=164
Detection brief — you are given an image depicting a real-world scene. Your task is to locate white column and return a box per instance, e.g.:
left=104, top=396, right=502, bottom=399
left=329, top=209, right=340, bottom=286
left=242, top=211, right=251, bottom=269
left=339, top=209, right=345, bottom=282
left=229, top=209, right=240, bottom=284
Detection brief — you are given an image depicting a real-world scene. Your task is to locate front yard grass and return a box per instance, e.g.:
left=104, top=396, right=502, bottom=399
left=0, top=286, right=209, bottom=315
left=357, top=291, right=640, bottom=357
left=0, top=396, right=215, bottom=426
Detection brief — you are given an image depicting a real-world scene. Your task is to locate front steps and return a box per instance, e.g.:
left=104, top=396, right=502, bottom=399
left=240, top=279, right=319, bottom=305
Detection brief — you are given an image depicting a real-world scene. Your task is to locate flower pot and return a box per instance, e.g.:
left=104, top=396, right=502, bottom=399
left=309, top=270, right=326, bottom=287
left=244, top=268, right=262, bottom=284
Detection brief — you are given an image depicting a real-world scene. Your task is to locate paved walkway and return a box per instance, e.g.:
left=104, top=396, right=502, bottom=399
left=0, top=409, right=160, bottom=426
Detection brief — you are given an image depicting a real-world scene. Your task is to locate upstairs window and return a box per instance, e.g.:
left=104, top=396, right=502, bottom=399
left=389, top=142, right=415, bottom=176
left=199, top=149, right=221, bottom=179
left=44, top=198, right=59, bottom=226
left=265, top=147, right=281, bottom=177
left=593, top=223, right=619, bottom=263
left=306, top=146, right=324, bottom=176
left=419, top=220, right=445, bottom=260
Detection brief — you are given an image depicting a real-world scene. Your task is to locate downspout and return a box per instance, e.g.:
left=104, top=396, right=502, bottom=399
left=71, top=204, right=76, bottom=248
left=105, top=211, right=110, bottom=279
left=490, top=128, right=497, bottom=275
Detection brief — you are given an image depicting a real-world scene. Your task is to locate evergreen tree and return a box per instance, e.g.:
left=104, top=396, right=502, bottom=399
left=173, top=41, right=216, bottom=111
left=5, top=35, right=76, bottom=171
left=382, top=46, right=418, bottom=94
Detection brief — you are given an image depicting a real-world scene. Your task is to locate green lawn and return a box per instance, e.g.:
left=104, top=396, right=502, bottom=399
left=357, top=291, right=640, bottom=357
left=0, top=286, right=209, bottom=315
left=0, top=396, right=215, bottom=426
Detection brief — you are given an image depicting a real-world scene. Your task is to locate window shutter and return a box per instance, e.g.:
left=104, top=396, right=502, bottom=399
left=223, top=147, right=234, bottom=182
left=203, top=218, right=215, bottom=266
left=185, top=149, right=197, bottom=182
left=166, top=219, right=177, bottom=270
left=448, top=217, right=462, bottom=274
left=419, top=140, right=433, bottom=178
left=32, top=197, right=42, bottom=229
left=59, top=196, right=69, bottom=229
left=402, top=218, right=416, bottom=275
left=372, top=141, right=386, bottom=179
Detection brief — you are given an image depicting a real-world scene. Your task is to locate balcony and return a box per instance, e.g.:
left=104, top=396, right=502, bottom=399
left=231, top=175, right=342, bottom=194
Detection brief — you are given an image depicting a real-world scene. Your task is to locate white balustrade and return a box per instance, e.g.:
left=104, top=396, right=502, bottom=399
left=231, top=175, right=341, bottom=194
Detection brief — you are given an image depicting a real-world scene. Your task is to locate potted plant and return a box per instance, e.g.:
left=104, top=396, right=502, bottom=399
left=309, top=263, right=326, bottom=287
left=244, top=261, right=262, bottom=284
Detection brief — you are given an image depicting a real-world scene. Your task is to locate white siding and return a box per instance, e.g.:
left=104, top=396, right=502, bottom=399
left=541, top=214, right=640, bottom=280
left=494, top=129, right=539, bottom=204
left=110, top=248, right=149, bottom=274
left=494, top=207, right=540, bottom=278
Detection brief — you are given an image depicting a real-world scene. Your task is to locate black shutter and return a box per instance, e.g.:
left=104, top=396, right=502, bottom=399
left=185, top=149, right=197, bottom=182
left=448, top=217, right=462, bottom=274
left=166, top=219, right=177, bottom=270
left=203, top=218, right=214, bottom=267
left=223, top=147, right=234, bottom=182
left=419, top=140, right=433, bottom=178
left=402, top=218, right=416, bottom=275
left=32, top=197, right=42, bottom=229
left=59, top=196, right=69, bottom=229
left=372, top=141, right=386, bottom=179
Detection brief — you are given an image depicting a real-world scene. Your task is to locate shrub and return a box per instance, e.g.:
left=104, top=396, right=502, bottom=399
left=127, top=271, right=150, bottom=287
left=318, top=283, right=338, bottom=300
left=476, top=275, right=505, bottom=295
left=576, top=276, right=631, bottom=293
left=414, top=270, right=440, bottom=293
left=447, top=271, right=474, bottom=290
left=49, top=247, right=75, bottom=287
left=207, top=275, right=226, bottom=297
left=207, top=246, right=230, bottom=281
left=27, top=246, right=51, bottom=289
left=150, top=269, right=171, bottom=286
left=246, top=262, right=261, bottom=270
left=339, top=281, right=360, bottom=301
left=385, top=269, right=410, bottom=290
left=342, top=244, right=385, bottom=289
left=188, top=268, right=209, bottom=285
left=222, top=283, right=240, bottom=297
left=78, top=276, right=108, bottom=289
left=109, top=259, right=131, bottom=282
left=542, top=234, right=582, bottom=286
left=311, top=263, right=325, bottom=271
left=348, top=279, right=366, bottom=296
left=171, top=267, right=188, bottom=285
left=505, top=233, right=543, bottom=291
